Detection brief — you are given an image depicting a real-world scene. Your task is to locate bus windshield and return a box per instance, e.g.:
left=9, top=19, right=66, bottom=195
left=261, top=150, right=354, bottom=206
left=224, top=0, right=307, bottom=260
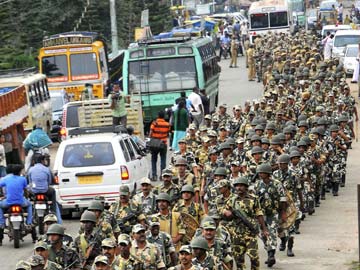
left=334, top=35, right=360, bottom=47
left=70, top=53, right=99, bottom=80
left=42, top=55, right=68, bottom=79
left=250, top=13, right=269, bottom=28
left=128, top=57, right=197, bottom=93
left=270, top=11, right=288, bottom=27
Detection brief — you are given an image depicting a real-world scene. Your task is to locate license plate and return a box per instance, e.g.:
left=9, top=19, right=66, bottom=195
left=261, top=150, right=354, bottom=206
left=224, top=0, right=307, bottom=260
left=78, top=175, right=103, bottom=184
left=10, top=216, right=22, bottom=222
left=35, top=204, right=47, bottom=210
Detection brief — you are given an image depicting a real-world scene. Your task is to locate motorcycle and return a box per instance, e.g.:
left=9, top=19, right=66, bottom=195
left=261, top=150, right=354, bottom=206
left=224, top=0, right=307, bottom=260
left=221, top=43, right=230, bottom=59
left=32, top=193, right=52, bottom=235
left=4, top=205, right=36, bottom=248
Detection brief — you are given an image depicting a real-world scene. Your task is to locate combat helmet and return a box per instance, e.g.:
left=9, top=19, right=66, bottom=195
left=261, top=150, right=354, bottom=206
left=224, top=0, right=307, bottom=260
left=46, top=224, right=65, bottom=236
left=88, top=200, right=104, bottom=212
left=190, top=237, right=209, bottom=251
left=80, top=210, right=97, bottom=223
left=156, top=193, right=171, bottom=203
left=214, top=167, right=227, bottom=176
left=256, top=163, right=272, bottom=174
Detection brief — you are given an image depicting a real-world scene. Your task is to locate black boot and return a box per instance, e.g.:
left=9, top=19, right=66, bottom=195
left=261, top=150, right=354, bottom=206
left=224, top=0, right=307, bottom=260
left=267, top=250, right=276, bottom=267
left=294, top=220, right=301, bottom=234
left=315, top=195, right=320, bottom=207
left=0, top=227, right=3, bottom=246
left=333, top=182, right=339, bottom=196
left=321, top=186, right=326, bottom=200
left=287, top=237, right=295, bottom=257
left=340, top=175, right=345, bottom=187
left=279, top=237, right=287, bottom=251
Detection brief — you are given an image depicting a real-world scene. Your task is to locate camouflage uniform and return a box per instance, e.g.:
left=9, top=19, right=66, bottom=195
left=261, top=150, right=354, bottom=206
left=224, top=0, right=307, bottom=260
left=109, top=201, right=145, bottom=234
left=146, top=231, right=176, bottom=267
left=117, top=255, right=142, bottom=270
left=185, top=134, right=201, bottom=153
left=132, top=192, right=157, bottom=216
left=195, top=146, right=210, bottom=166
left=172, top=199, right=204, bottom=224
left=154, top=183, right=180, bottom=207
left=223, top=193, right=263, bottom=270
left=74, top=222, right=115, bottom=270
left=48, top=245, right=81, bottom=270
left=212, top=112, right=231, bottom=127
left=170, top=151, right=197, bottom=172
left=253, top=178, right=287, bottom=251
left=130, top=240, right=166, bottom=270
left=192, top=253, right=223, bottom=270
left=44, top=260, right=63, bottom=270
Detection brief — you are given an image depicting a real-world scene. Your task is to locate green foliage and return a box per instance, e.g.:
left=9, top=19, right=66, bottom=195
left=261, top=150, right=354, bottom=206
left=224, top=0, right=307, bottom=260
left=0, top=0, right=172, bottom=70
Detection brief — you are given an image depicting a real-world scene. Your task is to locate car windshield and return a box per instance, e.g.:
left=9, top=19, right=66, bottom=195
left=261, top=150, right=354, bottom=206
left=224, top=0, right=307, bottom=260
left=128, top=57, right=197, bottom=93
left=63, top=142, right=115, bottom=167
left=308, top=9, right=317, bottom=16
left=70, top=53, right=99, bottom=80
left=346, top=47, right=358, bottom=57
left=334, top=35, right=360, bottom=47
left=250, top=13, right=269, bottom=29
left=42, top=55, right=68, bottom=80
left=50, top=95, right=64, bottom=112
left=320, top=1, right=338, bottom=9
left=270, top=11, right=288, bottom=27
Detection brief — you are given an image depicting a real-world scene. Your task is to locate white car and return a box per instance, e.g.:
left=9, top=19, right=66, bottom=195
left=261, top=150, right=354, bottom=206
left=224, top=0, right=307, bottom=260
left=332, top=30, right=360, bottom=58
left=341, top=44, right=359, bottom=76
left=53, top=128, right=149, bottom=215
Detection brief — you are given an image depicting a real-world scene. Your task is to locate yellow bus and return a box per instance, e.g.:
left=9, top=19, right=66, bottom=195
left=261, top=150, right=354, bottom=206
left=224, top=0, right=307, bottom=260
left=38, top=32, right=123, bottom=101
left=0, top=73, right=52, bottom=134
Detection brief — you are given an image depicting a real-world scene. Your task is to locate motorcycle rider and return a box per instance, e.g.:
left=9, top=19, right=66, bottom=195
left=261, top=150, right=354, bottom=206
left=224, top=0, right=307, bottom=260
left=27, top=154, right=61, bottom=222
left=0, top=164, right=33, bottom=245
left=219, top=32, right=231, bottom=60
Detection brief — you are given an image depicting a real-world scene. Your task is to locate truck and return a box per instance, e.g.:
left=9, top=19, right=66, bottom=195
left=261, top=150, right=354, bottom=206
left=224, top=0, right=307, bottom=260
left=0, top=84, right=29, bottom=164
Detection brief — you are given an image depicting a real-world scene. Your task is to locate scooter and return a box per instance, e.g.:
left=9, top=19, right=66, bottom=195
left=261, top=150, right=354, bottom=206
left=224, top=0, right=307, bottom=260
left=32, top=194, right=52, bottom=235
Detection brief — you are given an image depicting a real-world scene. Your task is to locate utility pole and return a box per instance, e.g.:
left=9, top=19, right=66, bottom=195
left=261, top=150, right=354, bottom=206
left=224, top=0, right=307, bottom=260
left=109, top=0, right=119, bottom=55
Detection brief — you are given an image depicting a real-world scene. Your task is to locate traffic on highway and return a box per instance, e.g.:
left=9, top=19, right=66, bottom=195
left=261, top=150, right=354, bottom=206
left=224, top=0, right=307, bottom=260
left=0, top=0, right=359, bottom=269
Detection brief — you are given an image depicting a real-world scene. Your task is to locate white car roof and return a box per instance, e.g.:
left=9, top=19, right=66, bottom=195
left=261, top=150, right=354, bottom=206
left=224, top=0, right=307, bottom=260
left=322, top=24, right=352, bottom=30
left=60, top=133, right=127, bottom=146
left=335, top=30, right=360, bottom=36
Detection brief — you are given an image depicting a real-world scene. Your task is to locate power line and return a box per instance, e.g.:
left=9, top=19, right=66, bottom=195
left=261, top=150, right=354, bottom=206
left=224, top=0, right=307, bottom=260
left=0, top=0, right=14, bottom=6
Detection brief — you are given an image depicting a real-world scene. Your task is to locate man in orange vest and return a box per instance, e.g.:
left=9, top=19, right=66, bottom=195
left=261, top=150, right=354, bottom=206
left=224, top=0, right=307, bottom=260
left=149, top=111, right=171, bottom=181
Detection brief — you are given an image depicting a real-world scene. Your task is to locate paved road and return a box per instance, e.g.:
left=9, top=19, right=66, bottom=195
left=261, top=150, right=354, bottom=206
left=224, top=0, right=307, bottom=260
left=1, top=56, right=359, bottom=270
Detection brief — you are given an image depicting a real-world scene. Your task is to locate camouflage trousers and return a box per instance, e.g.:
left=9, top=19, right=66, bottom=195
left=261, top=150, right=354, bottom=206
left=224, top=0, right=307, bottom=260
left=229, top=228, right=259, bottom=270
left=331, top=160, right=346, bottom=184
left=261, top=214, right=278, bottom=251
left=303, top=179, right=315, bottom=213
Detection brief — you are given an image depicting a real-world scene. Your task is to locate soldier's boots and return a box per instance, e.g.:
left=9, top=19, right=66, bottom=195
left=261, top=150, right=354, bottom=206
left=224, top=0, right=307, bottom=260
left=287, top=237, right=295, bottom=257
left=0, top=227, right=3, bottom=246
left=294, top=220, right=301, bottom=234
left=309, top=199, right=316, bottom=214
left=340, top=175, right=346, bottom=187
left=333, top=182, right=339, bottom=196
left=267, top=250, right=276, bottom=267
left=279, top=237, right=287, bottom=251
left=321, top=186, right=326, bottom=200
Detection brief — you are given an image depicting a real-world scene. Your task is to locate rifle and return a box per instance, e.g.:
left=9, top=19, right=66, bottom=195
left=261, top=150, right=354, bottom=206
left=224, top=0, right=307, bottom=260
left=232, top=208, right=259, bottom=235
left=117, top=212, right=138, bottom=234
left=82, top=226, right=102, bottom=268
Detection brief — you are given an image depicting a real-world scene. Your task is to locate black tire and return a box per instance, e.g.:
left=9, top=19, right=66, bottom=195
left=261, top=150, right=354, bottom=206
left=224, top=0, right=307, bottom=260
left=38, top=216, right=44, bottom=235
left=13, top=229, right=20, bottom=248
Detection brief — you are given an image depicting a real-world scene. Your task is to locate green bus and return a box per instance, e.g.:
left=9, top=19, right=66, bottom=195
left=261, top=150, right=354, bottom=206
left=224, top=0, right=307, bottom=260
left=122, top=37, right=220, bottom=129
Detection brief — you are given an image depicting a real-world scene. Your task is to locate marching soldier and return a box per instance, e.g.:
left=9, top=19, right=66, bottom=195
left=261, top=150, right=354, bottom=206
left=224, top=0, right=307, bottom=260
left=130, top=224, right=166, bottom=270
left=132, top=177, right=157, bottom=216
left=154, top=168, right=180, bottom=206
left=46, top=224, right=81, bottom=270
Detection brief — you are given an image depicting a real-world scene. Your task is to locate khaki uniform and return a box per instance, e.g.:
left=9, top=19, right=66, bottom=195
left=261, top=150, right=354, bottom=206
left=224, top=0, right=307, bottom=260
left=247, top=47, right=256, bottom=80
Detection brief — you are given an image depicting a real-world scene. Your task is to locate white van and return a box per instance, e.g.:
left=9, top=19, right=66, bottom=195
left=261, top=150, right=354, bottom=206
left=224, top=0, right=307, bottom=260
left=332, top=30, right=360, bottom=58
left=321, top=24, right=352, bottom=38
left=53, top=128, right=149, bottom=215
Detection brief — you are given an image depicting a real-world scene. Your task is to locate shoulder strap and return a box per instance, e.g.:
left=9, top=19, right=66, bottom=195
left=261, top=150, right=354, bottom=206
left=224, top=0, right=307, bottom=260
left=79, top=234, right=88, bottom=257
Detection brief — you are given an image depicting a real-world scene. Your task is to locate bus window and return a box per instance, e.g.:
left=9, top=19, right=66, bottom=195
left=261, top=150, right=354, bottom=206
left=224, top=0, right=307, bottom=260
left=70, top=53, right=99, bottom=80
left=128, top=57, right=197, bottom=93
left=42, top=55, right=68, bottom=80
left=41, top=80, right=50, bottom=100
left=250, top=13, right=269, bottom=28
left=29, top=84, right=39, bottom=107
left=203, top=58, right=220, bottom=82
left=270, top=11, right=288, bottom=27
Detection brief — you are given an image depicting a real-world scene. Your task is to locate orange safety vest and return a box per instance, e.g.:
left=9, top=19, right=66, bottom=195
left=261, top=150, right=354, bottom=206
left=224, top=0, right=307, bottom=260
left=150, top=118, right=170, bottom=144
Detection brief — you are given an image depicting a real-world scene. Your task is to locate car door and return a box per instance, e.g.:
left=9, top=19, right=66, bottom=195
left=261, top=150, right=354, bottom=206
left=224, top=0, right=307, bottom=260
left=119, top=138, right=139, bottom=183
left=129, top=137, right=149, bottom=179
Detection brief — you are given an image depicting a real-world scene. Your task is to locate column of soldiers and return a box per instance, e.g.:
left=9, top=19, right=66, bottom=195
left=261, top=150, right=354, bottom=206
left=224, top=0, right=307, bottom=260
left=16, top=30, right=356, bottom=270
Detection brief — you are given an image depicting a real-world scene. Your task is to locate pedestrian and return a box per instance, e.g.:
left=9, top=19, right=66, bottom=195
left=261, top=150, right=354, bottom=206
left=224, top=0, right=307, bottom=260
left=109, top=81, right=130, bottom=127
left=240, top=22, right=248, bottom=44
left=229, top=36, right=239, bottom=68
left=172, top=101, right=189, bottom=151
left=188, top=87, right=204, bottom=128
left=0, top=134, right=6, bottom=178
left=199, top=89, right=210, bottom=116
left=321, top=32, right=333, bottom=60
left=247, top=44, right=256, bottom=81
left=149, top=110, right=171, bottom=181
